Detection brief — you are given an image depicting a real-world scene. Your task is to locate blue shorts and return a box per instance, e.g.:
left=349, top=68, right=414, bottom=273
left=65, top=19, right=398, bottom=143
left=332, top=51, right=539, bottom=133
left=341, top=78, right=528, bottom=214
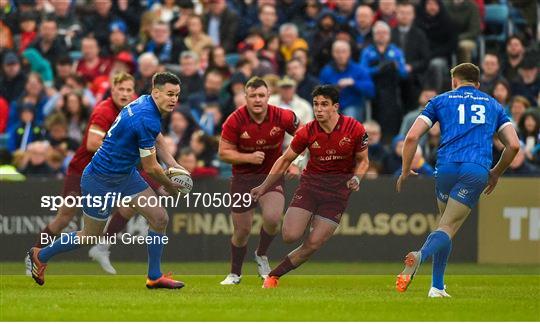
left=80, top=165, right=149, bottom=220
left=435, top=162, right=489, bottom=208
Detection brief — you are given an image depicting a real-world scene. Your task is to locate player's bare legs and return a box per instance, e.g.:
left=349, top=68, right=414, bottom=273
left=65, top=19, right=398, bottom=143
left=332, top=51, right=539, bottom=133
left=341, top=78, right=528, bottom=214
left=47, top=205, right=78, bottom=234
left=281, top=207, right=313, bottom=243
left=255, top=191, right=285, bottom=278
left=263, top=213, right=336, bottom=288
left=221, top=209, right=254, bottom=283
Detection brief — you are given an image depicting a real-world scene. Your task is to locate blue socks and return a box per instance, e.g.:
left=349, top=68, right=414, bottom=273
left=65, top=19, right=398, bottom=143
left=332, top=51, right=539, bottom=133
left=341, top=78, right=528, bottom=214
left=419, top=230, right=452, bottom=290
left=38, top=232, right=80, bottom=262
left=432, top=240, right=452, bottom=290
left=147, top=230, right=164, bottom=280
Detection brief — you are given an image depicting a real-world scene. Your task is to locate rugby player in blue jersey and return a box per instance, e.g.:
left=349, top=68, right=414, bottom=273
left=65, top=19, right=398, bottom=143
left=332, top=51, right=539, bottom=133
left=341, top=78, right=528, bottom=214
left=28, top=72, right=187, bottom=289
left=395, top=63, right=520, bottom=297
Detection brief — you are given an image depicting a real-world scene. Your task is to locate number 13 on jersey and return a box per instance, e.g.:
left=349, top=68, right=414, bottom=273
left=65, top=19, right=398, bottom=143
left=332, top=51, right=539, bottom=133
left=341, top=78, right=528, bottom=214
left=458, top=104, right=485, bottom=124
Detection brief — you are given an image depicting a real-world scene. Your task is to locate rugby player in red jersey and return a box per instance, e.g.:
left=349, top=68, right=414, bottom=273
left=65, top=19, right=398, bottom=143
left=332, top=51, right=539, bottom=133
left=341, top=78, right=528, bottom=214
left=219, top=77, right=300, bottom=284
left=251, top=85, right=370, bottom=288
left=26, top=73, right=139, bottom=275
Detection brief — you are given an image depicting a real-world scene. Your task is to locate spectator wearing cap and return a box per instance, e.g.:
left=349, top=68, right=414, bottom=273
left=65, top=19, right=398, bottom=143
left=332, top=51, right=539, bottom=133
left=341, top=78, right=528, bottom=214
left=479, top=53, right=505, bottom=95
left=391, top=2, right=430, bottom=112
left=444, top=0, right=481, bottom=63
left=29, top=17, right=67, bottom=68
left=135, top=52, right=160, bottom=95
left=15, top=11, right=38, bottom=54
left=142, top=21, right=186, bottom=65
left=502, top=36, right=526, bottom=84
left=511, top=57, right=540, bottom=106
left=374, top=0, right=398, bottom=28
left=184, top=15, right=214, bottom=59
left=279, top=23, right=308, bottom=62
left=7, top=102, right=44, bottom=153
left=75, top=36, right=112, bottom=84
left=286, top=58, right=319, bottom=103
left=178, top=51, right=204, bottom=104
left=51, top=0, right=82, bottom=51
left=320, top=39, right=374, bottom=121
left=203, top=0, right=239, bottom=53
left=0, top=51, right=27, bottom=102
left=108, top=20, right=131, bottom=56
left=360, top=21, right=407, bottom=141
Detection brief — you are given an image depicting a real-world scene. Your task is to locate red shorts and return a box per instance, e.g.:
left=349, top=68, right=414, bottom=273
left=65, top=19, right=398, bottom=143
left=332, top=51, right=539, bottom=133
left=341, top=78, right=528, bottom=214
left=230, top=174, right=283, bottom=213
left=289, top=183, right=349, bottom=224
left=62, top=173, right=82, bottom=197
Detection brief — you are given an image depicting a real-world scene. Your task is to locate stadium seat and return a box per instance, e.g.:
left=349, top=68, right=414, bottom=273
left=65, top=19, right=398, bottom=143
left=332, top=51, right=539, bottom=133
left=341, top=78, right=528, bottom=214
left=479, top=3, right=509, bottom=60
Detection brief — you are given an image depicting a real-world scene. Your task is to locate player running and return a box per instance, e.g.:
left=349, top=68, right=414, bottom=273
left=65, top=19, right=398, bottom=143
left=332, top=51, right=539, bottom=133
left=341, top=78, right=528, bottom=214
left=251, top=85, right=370, bottom=288
left=219, top=77, right=300, bottom=285
left=28, top=72, right=187, bottom=289
left=396, top=63, right=520, bottom=297
left=26, top=72, right=138, bottom=275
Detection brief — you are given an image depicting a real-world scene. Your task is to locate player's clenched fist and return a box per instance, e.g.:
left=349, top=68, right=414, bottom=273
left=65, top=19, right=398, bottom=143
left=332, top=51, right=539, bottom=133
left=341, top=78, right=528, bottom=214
left=346, top=175, right=360, bottom=191
left=250, top=185, right=264, bottom=202
left=249, top=151, right=265, bottom=164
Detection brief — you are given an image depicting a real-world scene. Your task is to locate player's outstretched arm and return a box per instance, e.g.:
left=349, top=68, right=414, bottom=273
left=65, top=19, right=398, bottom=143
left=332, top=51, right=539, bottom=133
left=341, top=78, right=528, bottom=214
left=219, top=138, right=265, bottom=165
left=485, top=125, right=520, bottom=194
left=347, top=149, right=369, bottom=192
left=251, top=146, right=299, bottom=201
left=397, top=118, right=430, bottom=192
left=140, top=150, right=181, bottom=196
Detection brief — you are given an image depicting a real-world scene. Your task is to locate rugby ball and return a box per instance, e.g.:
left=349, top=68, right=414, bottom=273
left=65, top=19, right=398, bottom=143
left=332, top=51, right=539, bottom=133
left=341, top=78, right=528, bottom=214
left=167, top=167, right=193, bottom=194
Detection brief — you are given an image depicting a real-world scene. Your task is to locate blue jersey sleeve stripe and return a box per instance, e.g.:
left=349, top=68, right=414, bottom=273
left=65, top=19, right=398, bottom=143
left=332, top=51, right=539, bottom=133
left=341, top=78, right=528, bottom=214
left=418, top=115, right=433, bottom=128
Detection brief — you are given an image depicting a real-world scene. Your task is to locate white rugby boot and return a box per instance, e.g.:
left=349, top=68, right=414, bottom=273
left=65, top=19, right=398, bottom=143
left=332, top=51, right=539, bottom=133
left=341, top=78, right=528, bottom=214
left=428, top=285, right=452, bottom=298
left=254, top=250, right=271, bottom=279
left=220, top=273, right=241, bottom=285
left=89, top=244, right=117, bottom=274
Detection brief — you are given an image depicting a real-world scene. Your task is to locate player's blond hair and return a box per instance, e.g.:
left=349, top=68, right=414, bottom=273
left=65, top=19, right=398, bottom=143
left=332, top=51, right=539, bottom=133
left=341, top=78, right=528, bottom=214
left=111, top=72, right=135, bottom=86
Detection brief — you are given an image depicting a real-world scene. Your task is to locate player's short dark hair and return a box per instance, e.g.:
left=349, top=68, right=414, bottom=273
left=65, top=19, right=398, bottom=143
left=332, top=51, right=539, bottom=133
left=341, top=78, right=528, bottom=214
left=152, top=72, right=181, bottom=89
left=450, top=63, right=480, bottom=84
left=245, top=76, right=268, bottom=91
left=311, top=85, right=339, bottom=104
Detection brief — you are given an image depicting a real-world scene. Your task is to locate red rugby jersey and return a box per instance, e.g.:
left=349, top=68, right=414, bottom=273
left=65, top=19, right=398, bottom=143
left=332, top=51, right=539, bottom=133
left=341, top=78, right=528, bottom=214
left=67, top=98, right=121, bottom=175
left=221, top=105, right=298, bottom=175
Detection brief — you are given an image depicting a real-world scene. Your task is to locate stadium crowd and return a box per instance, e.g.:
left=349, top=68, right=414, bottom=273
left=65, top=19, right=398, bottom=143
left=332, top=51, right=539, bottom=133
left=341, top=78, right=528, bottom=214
left=0, top=0, right=539, bottom=180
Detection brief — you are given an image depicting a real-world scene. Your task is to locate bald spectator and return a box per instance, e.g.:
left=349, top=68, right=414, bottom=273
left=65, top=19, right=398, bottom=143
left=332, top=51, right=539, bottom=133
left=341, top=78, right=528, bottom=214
left=203, top=0, right=239, bottom=53
left=479, top=53, right=505, bottom=94
left=320, top=39, right=375, bottom=121
left=374, top=0, right=398, bottom=28
left=135, top=52, right=160, bottom=95
left=444, top=0, right=481, bottom=63
left=391, top=2, right=430, bottom=111
left=279, top=23, right=308, bottom=62
left=353, top=5, right=374, bottom=53
left=29, top=17, right=67, bottom=67
left=286, top=58, right=319, bottom=102
left=360, top=21, right=408, bottom=142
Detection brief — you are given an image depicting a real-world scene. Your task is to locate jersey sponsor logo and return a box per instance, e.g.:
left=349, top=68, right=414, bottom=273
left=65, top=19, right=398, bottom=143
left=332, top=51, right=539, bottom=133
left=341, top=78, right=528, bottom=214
left=457, top=188, right=469, bottom=199
left=326, top=149, right=336, bottom=155
left=256, top=139, right=267, bottom=145
left=311, top=141, right=320, bottom=149
left=269, top=126, right=282, bottom=137
left=339, top=136, right=352, bottom=147
left=240, top=131, right=251, bottom=139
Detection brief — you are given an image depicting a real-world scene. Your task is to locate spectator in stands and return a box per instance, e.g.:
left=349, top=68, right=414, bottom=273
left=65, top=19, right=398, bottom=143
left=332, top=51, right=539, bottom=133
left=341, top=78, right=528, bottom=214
left=268, top=76, right=313, bottom=125
left=391, top=2, right=430, bottom=111
left=479, top=53, right=505, bottom=94
left=142, top=21, right=186, bottom=65
left=168, top=108, right=198, bottom=153
left=492, top=79, right=512, bottom=110
left=422, top=121, right=440, bottom=166
left=394, top=145, right=434, bottom=176
left=502, top=36, right=526, bottom=83
left=399, top=88, right=438, bottom=147
left=504, top=142, right=540, bottom=176
left=75, top=36, right=112, bottom=84
left=189, top=129, right=219, bottom=176
left=15, top=11, right=38, bottom=54
left=511, top=56, right=540, bottom=106
left=7, top=103, right=44, bottom=153
left=208, top=45, right=232, bottom=79
left=108, top=20, right=130, bottom=56
left=135, top=52, right=159, bottom=95
left=444, top=0, right=481, bottom=63
left=415, top=0, right=457, bottom=92
left=291, top=0, right=322, bottom=40
left=82, top=0, right=118, bottom=50
left=239, top=43, right=273, bottom=77
left=279, top=23, right=308, bottom=62
left=9, top=73, right=48, bottom=127
left=256, top=4, right=279, bottom=39
left=374, top=0, right=398, bottom=28
left=60, top=91, right=89, bottom=145
left=352, top=5, right=374, bottom=54
left=170, top=1, right=195, bottom=38
left=518, top=109, right=540, bottom=164
left=310, top=12, right=339, bottom=75
left=204, top=0, right=239, bottom=53
left=17, top=141, right=55, bottom=177
left=320, top=39, right=375, bottom=121
left=333, top=0, right=357, bottom=27
left=184, top=15, right=214, bottom=59
left=44, top=112, right=78, bottom=155
left=149, top=0, right=180, bottom=24
left=198, top=101, right=223, bottom=136
left=187, top=69, right=226, bottom=122
left=51, top=0, right=82, bottom=51
left=286, top=58, right=319, bottom=103
left=0, top=51, right=26, bottom=102
left=383, top=134, right=404, bottom=174
left=178, top=51, right=204, bottom=104
left=259, top=34, right=283, bottom=75
left=364, top=120, right=388, bottom=174
left=53, top=56, right=73, bottom=90
left=176, top=147, right=196, bottom=174
left=29, top=16, right=67, bottom=68
left=361, top=21, right=407, bottom=141
left=509, top=95, right=531, bottom=125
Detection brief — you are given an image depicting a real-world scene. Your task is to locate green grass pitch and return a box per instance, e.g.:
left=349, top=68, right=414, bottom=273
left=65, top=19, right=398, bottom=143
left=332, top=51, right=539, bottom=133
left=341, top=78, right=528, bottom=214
left=1, top=262, right=539, bottom=321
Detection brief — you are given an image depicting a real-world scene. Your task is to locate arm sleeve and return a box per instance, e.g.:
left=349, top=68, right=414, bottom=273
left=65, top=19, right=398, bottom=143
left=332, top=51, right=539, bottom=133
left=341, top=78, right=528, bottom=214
left=220, top=114, right=239, bottom=144
left=419, top=98, right=438, bottom=127
left=136, top=118, right=159, bottom=149
left=289, top=126, right=309, bottom=154
left=283, top=109, right=300, bottom=135
left=355, top=123, right=369, bottom=152
left=495, top=102, right=512, bottom=132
